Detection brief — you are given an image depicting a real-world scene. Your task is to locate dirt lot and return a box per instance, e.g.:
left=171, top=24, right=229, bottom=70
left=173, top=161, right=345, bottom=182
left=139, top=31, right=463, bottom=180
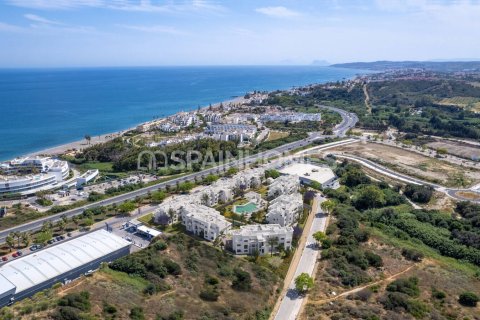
left=427, top=140, right=480, bottom=161
left=329, top=142, right=480, bottom=188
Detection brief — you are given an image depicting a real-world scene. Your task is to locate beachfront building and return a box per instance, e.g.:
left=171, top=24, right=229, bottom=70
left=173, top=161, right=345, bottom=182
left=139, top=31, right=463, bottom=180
left=204, top=124, right=257, bottom=143
left=279, top=163, right=339, bottom=189
left=170, top=112, right=200, bottom=127
left=0, top=157, right=70, bottom=195
left=230, top=224, right=294, bottom=256
left=179, top=204, right=231, bottom=241
left=266, top=193, right=304, bottom=227
left=267, top=174, right=300, bottom=199
left=76, top=169, right=99, bottom=188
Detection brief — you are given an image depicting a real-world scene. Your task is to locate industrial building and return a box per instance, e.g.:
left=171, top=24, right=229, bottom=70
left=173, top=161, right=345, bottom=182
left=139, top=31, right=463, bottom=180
left=0, top=230, right=131, bottom=307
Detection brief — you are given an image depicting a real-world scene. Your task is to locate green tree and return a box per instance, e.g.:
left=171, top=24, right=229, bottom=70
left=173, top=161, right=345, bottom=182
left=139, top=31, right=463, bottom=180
left=295, top=273, right=314, bottom=294
left=151, top=190, right=167, bottom=204
left=36, top=230, right=53, bottom=245
left=177, top=181, right=195, bottom=193
left=320, top=199, right=336, bottom=215
left=118, top=201, right=136, bottom=215
left=5, top=234, right=15, bottom=252
left=21, top=232, right=31, bottom=248
left=312, top=231, right=327, bottom=246
left=204, top=174, right=219, bottom=185
left=354, top=185, right=386, bottom=209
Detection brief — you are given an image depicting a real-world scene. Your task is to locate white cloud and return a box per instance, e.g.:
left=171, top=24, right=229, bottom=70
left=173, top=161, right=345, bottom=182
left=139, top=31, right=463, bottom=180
left=7, top=0, right=225, bottom=13
left=24, top=13, right=62, bottom=25
left=7, top=0, right=102, bottom=10
left=255, top=6, right=301, bottom=18
left=0, top=21, right=25, bottom=32
left=119, top=24, right=189, bottom=35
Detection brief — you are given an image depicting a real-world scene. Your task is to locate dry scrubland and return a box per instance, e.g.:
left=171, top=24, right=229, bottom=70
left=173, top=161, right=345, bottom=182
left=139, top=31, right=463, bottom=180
left=301, top=234, right=480, bottom=320
left=426, top=141, right=480, bottom=161
left=330, top=142, right=480, bottom=188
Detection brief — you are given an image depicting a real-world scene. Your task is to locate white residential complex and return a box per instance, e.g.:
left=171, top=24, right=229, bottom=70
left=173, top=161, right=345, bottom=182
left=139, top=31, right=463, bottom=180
left=204, top=124, right=257, bottom=143
left=267, top=174, right=300, bottom=199
left=0, top=156, right=70, bottom=195
left=267, top=193, right=304, bottom=226
left=260, top=112, right=321, bottom=123
left=180, top=203, right=231, bottom=241
left=230, top=224, right=294, bottom=255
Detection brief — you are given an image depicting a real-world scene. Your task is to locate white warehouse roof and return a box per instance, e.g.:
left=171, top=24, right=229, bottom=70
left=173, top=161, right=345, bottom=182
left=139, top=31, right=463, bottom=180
left=0, top=229, right=130, bottom=295
left=279, top=163, right=336, bottom=184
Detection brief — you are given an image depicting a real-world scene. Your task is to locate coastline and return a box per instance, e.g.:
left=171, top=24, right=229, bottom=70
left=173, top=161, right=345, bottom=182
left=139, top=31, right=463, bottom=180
left=24, top=95, right=247, bottom=158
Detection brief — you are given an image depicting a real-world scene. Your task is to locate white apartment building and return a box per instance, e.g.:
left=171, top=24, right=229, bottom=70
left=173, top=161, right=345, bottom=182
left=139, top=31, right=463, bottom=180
left=230, top=224, right=294, bottom=255
left=0, top=157, right=69, bottom=195
left=266, top=193, right=304, bottom=226
left=153, top=195, right=193, bottom=225
left=267, top=174, right=300, bottom=199
left=180, top=203, right=231, bottom=241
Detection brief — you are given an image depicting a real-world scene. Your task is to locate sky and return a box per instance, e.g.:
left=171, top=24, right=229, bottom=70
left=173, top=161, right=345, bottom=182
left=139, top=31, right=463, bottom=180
left=0, top=0, right=479, bottom=67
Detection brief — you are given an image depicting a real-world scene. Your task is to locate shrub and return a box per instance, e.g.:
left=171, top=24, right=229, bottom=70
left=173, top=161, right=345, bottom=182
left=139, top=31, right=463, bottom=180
left=401, top=248, right=424, bottom=262
left=232, top=268, right=252, bottom=291
left=365, top=251, right=383, bottom=268
left=130, top=306, right=145, bottom=320
left=199, top=288, right=220, bottom=301
left=57, top=291, right=91, bottom=312
left=386, top=277, right=420, bottom=297
left=431, top=288, right=446, bottom=300
left=404, top=184, right=434, bottom=203
left=458, top=291, right=479, bottom=307
left=153, top=241, right=168, bottom=251
left=164, top=258, right=182, bottom=276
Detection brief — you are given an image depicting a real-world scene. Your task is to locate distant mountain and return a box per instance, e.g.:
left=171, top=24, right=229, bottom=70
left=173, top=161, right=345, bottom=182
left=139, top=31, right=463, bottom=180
left=330, top=60, right=480, bottom=72
left=311, top=60, right=330, bottom=66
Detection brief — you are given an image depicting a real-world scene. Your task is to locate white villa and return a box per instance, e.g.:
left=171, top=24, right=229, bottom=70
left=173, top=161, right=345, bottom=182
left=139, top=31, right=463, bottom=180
left=267, top=174, right=300, bottom=199
left=180, top=203, right=231, bottom=241
left=266, top=193, right=304, bottom=226
left=230, top=224, right=294, bottom=256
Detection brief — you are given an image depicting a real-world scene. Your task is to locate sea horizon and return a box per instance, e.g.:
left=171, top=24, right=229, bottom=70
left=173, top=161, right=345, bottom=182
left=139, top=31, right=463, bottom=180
left=0, top=65, right=365, bottom=161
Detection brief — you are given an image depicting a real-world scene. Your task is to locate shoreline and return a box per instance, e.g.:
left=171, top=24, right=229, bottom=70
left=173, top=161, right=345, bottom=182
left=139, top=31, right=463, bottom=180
left=24, top=95, right=246, bottom=159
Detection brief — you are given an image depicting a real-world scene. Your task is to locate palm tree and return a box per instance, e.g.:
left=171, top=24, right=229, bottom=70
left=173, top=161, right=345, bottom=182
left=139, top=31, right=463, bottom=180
left=267, top=236, right=279, bottom=256
left=84, top=134, right=92, bottom=145
left=12, top=231, right=21, bottom=249
left=21, top=232, right=31, bottom=248
left=320, top=199, right=336, bottom=216
left=72, top=215, right=80, bottom=229
left=5, top=234, right=15, bottom=252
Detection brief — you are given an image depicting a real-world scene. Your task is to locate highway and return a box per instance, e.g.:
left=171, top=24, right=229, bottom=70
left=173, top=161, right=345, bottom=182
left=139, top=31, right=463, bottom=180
left=0, top=104, right=358, bottom=243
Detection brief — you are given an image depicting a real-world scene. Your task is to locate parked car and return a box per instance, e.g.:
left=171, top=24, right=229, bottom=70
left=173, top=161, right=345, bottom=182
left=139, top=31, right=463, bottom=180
left=47, top=239, right=56, bottom=245
left=125, top=237, right=133, bottom=242
left=1, top=256, right=8, bottom=262
left=16, top=251, right=23, bottom=256
left=30, top=244, right=43, bottom=251
left=56, top=236, right=65, bottom=241
left=12, top=253, right=18, bottom=258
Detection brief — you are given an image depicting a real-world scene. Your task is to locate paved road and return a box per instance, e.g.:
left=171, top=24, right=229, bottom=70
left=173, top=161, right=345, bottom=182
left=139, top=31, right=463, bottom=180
left=0, top=104, right=358, bottom=243
left=332, top=153, right=480, bottom=203
left=274, top=195, right=328, bottom=320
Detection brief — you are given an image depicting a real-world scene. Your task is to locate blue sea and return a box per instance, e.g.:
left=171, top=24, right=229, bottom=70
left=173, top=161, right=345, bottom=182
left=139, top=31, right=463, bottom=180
left=0, top=66, right=363, bottom=161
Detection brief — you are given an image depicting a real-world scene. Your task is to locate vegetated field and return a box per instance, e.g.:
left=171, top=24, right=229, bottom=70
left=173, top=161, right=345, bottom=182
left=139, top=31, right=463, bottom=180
left=438, top=96, right=480, bottom=112
left=265, top=130, right=290, bottom=142
left=330, top=142, right=480, bottom=188
left=4, top=234, right=281, bottom=320
left=426, top=140, right=480, bottom=161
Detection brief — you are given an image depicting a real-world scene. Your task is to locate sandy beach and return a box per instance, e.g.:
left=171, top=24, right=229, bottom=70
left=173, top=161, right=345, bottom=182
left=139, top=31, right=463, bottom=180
left=25, top=95, right=247, bottom=158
